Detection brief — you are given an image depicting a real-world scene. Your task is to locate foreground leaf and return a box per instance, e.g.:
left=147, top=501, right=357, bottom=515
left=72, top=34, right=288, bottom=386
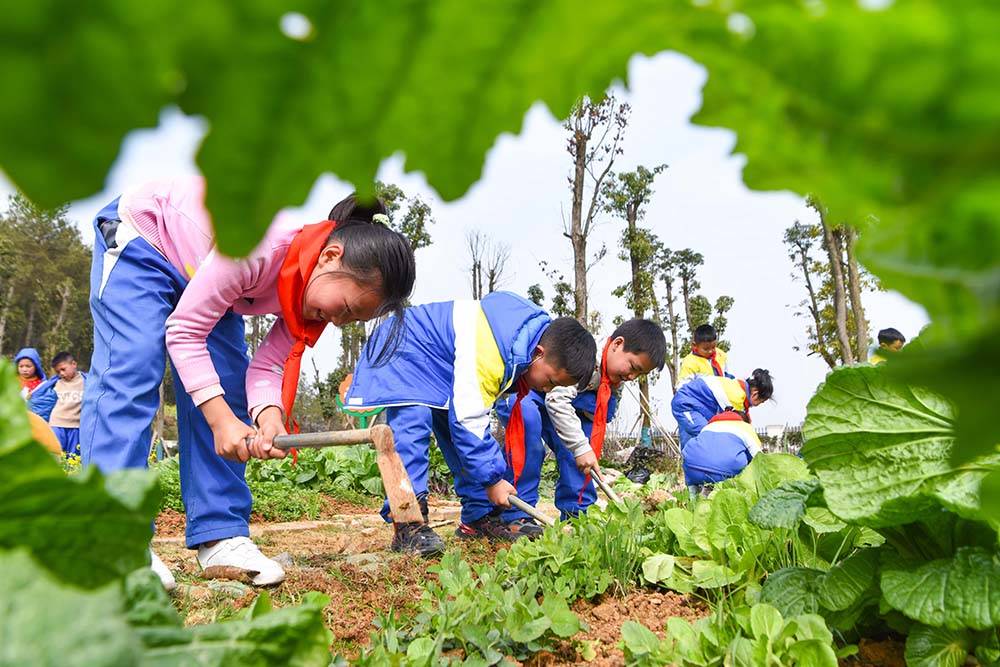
left=0, top=549, right=143, bottom=667
left=0, top=440, right=159, bottom=589
left=802, top=366, right=999, bottom=527
left=881, top=546, right=1000, bottom=630
left=761, top=567, right=824, bottom=618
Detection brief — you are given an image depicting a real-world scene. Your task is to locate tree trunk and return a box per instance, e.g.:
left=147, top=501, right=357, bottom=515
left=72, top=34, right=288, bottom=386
left=23, top=302, right=35, bottom=349
left=45, top=281, right=71, bottom=360
left=819, top=218, right=854, bottom=364
left=664, top=277, right=681, bottom=390
left=843, top=227, right=869, bottom=359
left=626, top=207, right=645, bottom=318
left=794, top=244, right=838, bottom=369
left=680, top=276, right=694, bottom=333
left=0, top=283, right=14, bottom=354
left=570, top=129, right=588, bottom=325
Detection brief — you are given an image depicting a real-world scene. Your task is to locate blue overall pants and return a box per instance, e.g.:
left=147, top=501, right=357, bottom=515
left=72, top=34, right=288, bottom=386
left=382, top=405, right=497, bottom=525
left=80, top=198, right=253, bottom=548
left=494, top=391, right=597, bottom=521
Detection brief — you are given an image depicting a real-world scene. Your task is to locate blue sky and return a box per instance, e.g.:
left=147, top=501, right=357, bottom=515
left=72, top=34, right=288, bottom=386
left=0, top=51, right=927, bottom=430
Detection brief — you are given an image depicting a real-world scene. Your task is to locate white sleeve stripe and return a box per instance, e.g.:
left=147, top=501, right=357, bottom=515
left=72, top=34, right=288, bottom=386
left=452, top=301, right=490, bottom=436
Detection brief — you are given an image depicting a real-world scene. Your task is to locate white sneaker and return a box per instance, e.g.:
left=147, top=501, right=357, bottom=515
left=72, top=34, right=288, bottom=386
left=197, top=536, right=285, bottom=586
left=150, top=549, right=177, bottom=592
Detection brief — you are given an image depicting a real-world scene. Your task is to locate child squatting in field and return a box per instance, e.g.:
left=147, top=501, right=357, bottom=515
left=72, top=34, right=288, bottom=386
left=80, top=177, right=415, bottom=591
left=345, top=292, right=597, bottom=556
left=495, top=318, right=667, bottom=527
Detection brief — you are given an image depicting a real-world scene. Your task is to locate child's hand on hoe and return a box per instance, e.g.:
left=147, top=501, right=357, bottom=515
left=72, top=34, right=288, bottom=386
left=200, top=397, right=285, bottom=462
left=247, top=406, right=289, bottom=460
left=486, top=479, right=517, bottom=508
left=575, top=448, right=600, bottom=475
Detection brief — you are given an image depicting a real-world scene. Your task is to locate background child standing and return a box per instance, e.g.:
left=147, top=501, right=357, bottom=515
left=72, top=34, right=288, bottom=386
left=29, top=351, right=87, bottom=456
left=14, top=347, right=46, bottom=398
left=678, top=324, right=731, bottom=385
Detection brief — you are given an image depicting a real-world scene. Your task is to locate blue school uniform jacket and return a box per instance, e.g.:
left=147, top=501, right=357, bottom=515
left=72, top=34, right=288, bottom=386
left=345, top=291, right=550, bottom=487
left=682, top=412, right=761, bottom=485
left=28, top=372, right=89, bottom=422
left=671, top=375, right=751, bottom=443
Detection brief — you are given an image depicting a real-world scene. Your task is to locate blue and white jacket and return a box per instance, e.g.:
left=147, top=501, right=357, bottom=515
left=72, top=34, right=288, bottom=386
left=29, top=372, right=89, bottom=422
left=671, top=375, right=751, bottom=446
left=346, top=291, right=551, bottom=487
left=682, top=411, right=761, bottom=485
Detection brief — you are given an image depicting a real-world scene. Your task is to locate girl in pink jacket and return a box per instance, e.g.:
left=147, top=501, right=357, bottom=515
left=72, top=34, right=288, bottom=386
left=80, top=176, right=414, bottom=590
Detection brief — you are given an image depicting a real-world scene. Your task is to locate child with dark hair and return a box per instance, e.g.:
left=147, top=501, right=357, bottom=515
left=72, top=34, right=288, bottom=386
left=678, top=324, right=732, bottom=385
left=496, top=318, right=666, bottom=526
left=345, top=293, right=596, bottom=555
left=14, top=347, right=46, bottom=399
left=80, top=177, right=415, bottom=590
left=870, top=327, right=906, bottom=365
left=671, top=368, right=773, bottom=448
left=29, top=351, right=87, bottom=456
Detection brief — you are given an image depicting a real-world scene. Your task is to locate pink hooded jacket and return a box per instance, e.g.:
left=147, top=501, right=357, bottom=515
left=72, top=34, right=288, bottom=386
left=117, top=176, right=304, bottom=419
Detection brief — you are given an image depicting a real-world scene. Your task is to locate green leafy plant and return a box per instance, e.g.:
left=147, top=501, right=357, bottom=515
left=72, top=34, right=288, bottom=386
left=0, top=360, right=333, bottom=666
left=621, top=603, right=845, bottom=667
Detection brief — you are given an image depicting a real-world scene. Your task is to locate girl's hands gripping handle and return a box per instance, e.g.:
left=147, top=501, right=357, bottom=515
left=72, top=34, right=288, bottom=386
left=200, top=396, right=257, bottom=462
left=247, top=406, right=288, bottom=459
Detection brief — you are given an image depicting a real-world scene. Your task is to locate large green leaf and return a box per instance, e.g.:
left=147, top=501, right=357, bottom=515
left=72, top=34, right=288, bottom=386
left=881, top=546, right=1000, bottom=631
left=802, top=366, right=999, bottom=527
left=904, top=625, right=975, bottom=667
left=817, top=549, right=880, bottom=613
left=138, top=592, right=332, bottom=666
left=727, top=453, right=810, bottom=504
left=692, top=1, right=1000, bottom=482
left=0, top=549, right=143, bottom=667
left=760, top=567, right=824, bottom=618
left=748, top=478, right=821, bottom=530
left=0, top=438, right=159, bottom=589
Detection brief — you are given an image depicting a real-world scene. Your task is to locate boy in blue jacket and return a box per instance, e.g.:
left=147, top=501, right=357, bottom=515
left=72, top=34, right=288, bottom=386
left=345, top=291, right=596, bottom=556
left=29, top=351, right=88, bottom=456
left=496, top=318, right=666, bottom=527
left=681, top=410, right=761, bottom=486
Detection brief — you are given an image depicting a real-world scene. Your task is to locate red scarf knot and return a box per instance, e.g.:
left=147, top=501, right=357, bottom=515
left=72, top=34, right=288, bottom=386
left=693, top=345, right=724, bottom=377
left=505, top=377, right=531, bottom=484
left=276, top=220, right=336, bottom=463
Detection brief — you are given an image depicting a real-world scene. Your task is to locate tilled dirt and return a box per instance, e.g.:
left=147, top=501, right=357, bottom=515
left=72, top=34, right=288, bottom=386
left=524, top=590, right=707, bottom=666
left=841, top=638, right=906, bottom=667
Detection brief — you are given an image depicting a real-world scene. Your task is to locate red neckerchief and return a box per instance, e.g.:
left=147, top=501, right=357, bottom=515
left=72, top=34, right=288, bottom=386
left=579, top=338, right=614, bottom=502
left=504, top=377, right=531, bottom=483
left=276, top=220, right=336, bottom=462
left=738, top=379, right=752, bottom=423
left=693, top=345, right=724, bottom=377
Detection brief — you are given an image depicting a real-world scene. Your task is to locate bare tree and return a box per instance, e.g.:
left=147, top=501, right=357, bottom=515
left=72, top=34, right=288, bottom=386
left=466, top=230, right=486, bottom=299
left=784, top=221, right=837, bottom=368
left=564, top=94, right=630, bottom=325
left=810, top=196, right=854, bottom=364
left=485, top=239, right=511, bottom=293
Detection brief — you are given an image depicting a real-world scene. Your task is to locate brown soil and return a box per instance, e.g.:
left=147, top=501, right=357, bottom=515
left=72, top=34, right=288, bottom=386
left=841, top=638, right=906, bottom=667
left=525, top=590, right=707, bottom=666
left=155, top=508, right=186, bottom=537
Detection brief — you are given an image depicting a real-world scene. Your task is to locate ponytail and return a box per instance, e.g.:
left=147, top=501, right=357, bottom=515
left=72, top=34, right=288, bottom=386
left=747, top=368, right=773, bottom=402
left=325, top=193, right=416, bottom=366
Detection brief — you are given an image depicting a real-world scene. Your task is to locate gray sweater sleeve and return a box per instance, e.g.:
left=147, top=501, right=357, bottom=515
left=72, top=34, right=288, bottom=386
left=544, top=385, right=592, bottom=458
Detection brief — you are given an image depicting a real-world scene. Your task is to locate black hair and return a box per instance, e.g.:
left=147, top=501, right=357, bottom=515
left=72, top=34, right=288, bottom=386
left=693, top=324, right=717, bottom=344
left=747, top=368, right=773, bottom=402
left=611, top=318, right=666, bottom=371
left=877, top=328, right=906, bottom=346
left=322, top=193, right=416, bottom=366
left=51, top=351, right=76, bottom=367
left=538, top=317, right=597, bottom=390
